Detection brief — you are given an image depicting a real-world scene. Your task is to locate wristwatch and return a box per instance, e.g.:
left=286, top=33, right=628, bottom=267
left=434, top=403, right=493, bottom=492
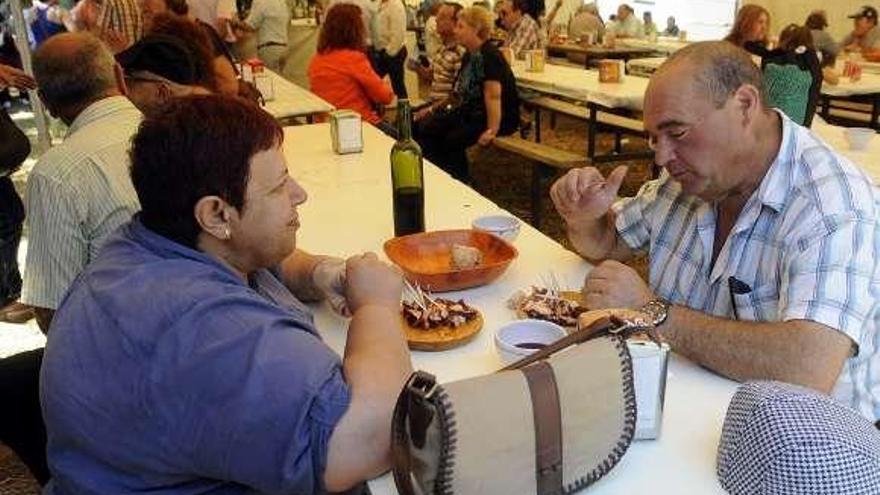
left=639, top=298, right=671, bottom=327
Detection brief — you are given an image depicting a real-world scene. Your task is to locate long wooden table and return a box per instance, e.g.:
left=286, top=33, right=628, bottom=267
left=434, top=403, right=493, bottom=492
left=283, top=123, right=738, bottom=494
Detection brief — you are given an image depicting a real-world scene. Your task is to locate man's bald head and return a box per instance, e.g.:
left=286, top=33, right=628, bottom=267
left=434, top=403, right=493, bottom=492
left=33, top=32, right=119, bottom=118
left=651, top=41, right=767, bottom=109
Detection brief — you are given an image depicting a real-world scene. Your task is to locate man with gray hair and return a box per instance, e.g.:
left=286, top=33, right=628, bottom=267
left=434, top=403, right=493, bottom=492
left=551, top=41, right=879, bottom=423
left=24, top=32, right=141, bottom=332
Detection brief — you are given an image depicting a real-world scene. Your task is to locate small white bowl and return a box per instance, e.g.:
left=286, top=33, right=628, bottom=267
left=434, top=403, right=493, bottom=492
left=494, top=319, right=567, bottom=366
left=472, top=215, right=521, bottom=242
left=844, top=127, right=876, bottom=151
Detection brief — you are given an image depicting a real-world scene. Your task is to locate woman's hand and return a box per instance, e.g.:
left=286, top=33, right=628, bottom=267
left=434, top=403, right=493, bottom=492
left=477, top=128, right=497, bottom=146
left=0, top=64, right=36, bottom=91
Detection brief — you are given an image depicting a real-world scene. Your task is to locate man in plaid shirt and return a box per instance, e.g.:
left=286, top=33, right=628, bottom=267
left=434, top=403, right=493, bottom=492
left=499, top=0, right=543, bottom=59
left=552, top=41, right=879, bottom=422
left=72, top=0, right=143, bottom=52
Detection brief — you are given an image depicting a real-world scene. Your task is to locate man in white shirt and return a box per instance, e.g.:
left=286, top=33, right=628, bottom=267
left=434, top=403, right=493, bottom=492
left=374, top=0, right=408, bottom=98
left=188, top=0, right=237, bottom=41
left=235, top=0, right=290, bottom=72
left=544, top=0, right=585, bottom=35
left=609, top=3, right=642, bottom=39
left=25, top=32, right=142, bottom=332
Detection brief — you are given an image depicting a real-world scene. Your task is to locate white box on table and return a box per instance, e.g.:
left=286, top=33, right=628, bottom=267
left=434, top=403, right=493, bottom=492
left=629, top=340, right=669, bottom=440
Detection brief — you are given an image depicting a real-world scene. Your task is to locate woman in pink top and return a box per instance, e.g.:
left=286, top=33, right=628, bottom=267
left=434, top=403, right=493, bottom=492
left=308, top=4, right=396, bottom=135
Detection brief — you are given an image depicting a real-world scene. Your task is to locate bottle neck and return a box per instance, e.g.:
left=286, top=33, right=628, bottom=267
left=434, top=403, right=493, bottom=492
left=397, top=101, right=412, bottom=140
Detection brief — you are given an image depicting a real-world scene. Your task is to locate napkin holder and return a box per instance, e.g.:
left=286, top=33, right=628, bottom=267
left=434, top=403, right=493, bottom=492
left=599, top=59, right=626, bottom=83
left=329, top=110, right=363, bottom=154
left=524, top=49, right=545, bottom=72
left=628, top=340, right=669, bottom=439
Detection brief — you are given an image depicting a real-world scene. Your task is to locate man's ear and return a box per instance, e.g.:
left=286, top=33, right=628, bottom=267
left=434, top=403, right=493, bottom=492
left=194, top=196, right=233, bottom=241
left=732, top=83, right=762, bottom=126
left=36, top=89, right=58, bottom=118
left=114, top=63, right=128, bottom=96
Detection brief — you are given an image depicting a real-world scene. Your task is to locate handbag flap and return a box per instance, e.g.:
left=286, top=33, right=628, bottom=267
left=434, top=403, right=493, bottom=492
left=441, top=336, right=636, bottom=494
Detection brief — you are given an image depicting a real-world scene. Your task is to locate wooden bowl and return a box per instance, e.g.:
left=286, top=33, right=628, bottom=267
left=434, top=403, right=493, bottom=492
left=384, top=230, right=518, bottom=292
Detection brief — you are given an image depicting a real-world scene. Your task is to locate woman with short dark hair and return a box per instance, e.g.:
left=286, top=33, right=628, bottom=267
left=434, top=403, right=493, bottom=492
left=308, top=4, right=395, bottom=135
left=41, top=95, right=412, bottom=494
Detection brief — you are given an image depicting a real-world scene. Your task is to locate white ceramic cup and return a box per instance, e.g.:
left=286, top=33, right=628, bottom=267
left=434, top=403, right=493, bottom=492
left=844, top=127, right=876, bottom=151
left=472, top=215, right=521, bottom=241
left=494, top=319, right=568, bottom=366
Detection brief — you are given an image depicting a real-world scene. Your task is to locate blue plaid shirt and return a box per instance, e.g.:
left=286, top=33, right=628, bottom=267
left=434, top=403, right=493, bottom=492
left=613, top=113, right=879, bottom=421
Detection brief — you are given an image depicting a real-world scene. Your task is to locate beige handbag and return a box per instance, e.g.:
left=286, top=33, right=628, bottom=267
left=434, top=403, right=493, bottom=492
left=391, top=315, right=647, bottom=495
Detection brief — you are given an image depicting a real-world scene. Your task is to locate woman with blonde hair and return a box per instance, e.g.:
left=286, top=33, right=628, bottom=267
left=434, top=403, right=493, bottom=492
left=725, top=4, right=771, bottom=58
left=414, top=5, right=520, bottom=182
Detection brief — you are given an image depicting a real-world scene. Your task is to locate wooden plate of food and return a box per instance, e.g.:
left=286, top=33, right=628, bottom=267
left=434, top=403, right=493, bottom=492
left=508, top=286, right=587, bottom=329
left=384, top=230, right=517, bottom=292
left=400, top=289, right=484, bottom=351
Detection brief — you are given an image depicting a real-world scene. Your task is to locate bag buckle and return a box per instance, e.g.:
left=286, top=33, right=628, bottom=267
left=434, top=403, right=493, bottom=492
left=406, top=370, right=439, bottom=400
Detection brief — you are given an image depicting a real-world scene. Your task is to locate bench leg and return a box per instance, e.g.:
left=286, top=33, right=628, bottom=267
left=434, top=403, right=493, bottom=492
left=534, top=107, right=542, bottom=143
left=614, top=132, right=622, bottom=154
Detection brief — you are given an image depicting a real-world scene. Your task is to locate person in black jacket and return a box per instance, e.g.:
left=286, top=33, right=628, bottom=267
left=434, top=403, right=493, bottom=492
left=762, top=24, right=823, bottom=126
left=0, top=63, right=35, bottom=323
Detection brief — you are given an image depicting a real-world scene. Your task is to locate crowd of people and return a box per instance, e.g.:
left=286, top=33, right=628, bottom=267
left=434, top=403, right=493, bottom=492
left=0, top=0, right=878, bottom=493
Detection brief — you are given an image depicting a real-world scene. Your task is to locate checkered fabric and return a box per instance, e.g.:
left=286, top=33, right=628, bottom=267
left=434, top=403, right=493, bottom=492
left=717, top=381, right=880, bottom=494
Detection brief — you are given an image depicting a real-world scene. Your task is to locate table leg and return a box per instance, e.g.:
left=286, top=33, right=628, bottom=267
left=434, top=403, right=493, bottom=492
left=587, top=104, right=597, bottom=161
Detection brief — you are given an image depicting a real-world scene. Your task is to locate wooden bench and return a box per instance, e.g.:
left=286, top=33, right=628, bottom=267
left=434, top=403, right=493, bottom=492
left=523, top=96, right=648, bottom=158
left=492, top=136, right=588, bottom=227
left=819, top=95, right=880, bottom=130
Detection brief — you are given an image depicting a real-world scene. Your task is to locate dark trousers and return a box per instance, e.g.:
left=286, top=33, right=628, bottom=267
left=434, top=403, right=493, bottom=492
left=0, top=348, right=49, bottom=485
left=0, top=177, right=24, bottom=303
left=414, top=110, right=484, bottom=183
left=371, top=46, right=408, bottom=100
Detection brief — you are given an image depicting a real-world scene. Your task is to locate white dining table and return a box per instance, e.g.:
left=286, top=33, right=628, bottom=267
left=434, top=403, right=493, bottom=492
left=513, top=60, right=648, bottom=111
left=261, top=69, right=335, bottom=123
left=620, top=37, right=689, bottom=55
left=811, top=118, right=880, bottom=184
left=626, top=56, right=667, bottom=76
left=283, top=123, right=739, bottom=494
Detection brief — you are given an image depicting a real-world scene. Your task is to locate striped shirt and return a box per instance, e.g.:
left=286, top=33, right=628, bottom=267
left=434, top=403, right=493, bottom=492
left=22, top=96, right=142, bottom=310
left=613, top=112, right=879, bottom=421
left=506, top=13, right=543, bottom=60
left=95, top=0, right=143, bottom=50
left=429, top=42, right=464, bottom=102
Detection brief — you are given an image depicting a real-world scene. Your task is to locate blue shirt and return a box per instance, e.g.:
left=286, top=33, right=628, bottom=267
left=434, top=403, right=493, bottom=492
left=41, top=218, right=351, bottom=494
left=613, top=112, right=879, bottom=421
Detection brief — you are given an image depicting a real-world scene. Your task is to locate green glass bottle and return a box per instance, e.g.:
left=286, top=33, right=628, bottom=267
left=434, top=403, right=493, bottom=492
left=390, top=99, right=425, bottom=237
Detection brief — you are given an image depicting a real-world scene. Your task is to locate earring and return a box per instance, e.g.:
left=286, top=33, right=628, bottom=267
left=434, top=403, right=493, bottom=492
left=224, top=227, right=231, bottom=240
